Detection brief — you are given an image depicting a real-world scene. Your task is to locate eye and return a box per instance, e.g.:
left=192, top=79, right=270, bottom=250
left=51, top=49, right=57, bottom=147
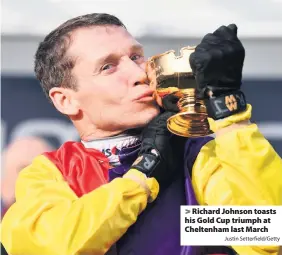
left=101, top=64, right=114, bottom=71
left=100, top=63, right=117, bottom=74
left=131, top=54, right=144, bottom=62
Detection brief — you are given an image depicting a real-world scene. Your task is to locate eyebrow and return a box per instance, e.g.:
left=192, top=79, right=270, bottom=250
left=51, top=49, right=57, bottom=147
left=94, top=44, right=144, bottom=68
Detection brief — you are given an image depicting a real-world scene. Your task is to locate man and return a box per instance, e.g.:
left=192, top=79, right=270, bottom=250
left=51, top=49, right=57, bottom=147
left=1, top=137, right=53, bottom=217
left=1, top=13, right=281, bottom=255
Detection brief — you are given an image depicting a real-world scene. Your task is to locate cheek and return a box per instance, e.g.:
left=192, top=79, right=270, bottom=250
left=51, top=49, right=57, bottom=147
left=77, top=76, right=129, bottom=108
left=108, top=87, right=130, bottom=104
left=103, top=82, right=132, bottom=108
left=98, top=75, right=129, bottom=100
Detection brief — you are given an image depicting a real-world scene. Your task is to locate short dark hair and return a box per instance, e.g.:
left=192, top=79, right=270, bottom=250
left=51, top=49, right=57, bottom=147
left=34, top=13, right=126, bottom=99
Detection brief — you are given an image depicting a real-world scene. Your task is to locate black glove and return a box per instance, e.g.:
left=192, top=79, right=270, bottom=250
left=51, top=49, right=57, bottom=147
left=161, top=93, right=180, bottom=113
left=189, top=24, right=247, bottom=120
left=131, top=111, right=186, bottom=189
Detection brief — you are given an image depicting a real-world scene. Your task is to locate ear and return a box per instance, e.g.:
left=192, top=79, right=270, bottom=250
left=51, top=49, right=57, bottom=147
left=49, top=87, right=80, bottom=116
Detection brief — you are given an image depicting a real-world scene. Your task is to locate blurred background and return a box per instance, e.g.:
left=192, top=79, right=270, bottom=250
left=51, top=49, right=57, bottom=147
left=1, top=0, right=282, bottom=213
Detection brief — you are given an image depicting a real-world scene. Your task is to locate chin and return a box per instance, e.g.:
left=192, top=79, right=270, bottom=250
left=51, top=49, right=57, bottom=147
left=114, top=104, right=160, bottom=131
left=135, top=106, right=160, bottom=128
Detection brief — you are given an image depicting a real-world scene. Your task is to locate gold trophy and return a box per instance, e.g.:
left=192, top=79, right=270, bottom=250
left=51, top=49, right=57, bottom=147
left=147, top=46, right=212, bottom=137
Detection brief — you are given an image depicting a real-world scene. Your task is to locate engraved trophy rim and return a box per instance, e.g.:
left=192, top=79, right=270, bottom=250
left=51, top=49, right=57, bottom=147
left=148, top=45, right=196, bottom=62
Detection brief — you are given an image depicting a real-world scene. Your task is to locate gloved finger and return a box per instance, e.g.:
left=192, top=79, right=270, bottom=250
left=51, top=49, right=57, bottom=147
left=190, top=49, right=225, bottom=82
left=196, top=86, right=208, bottom=100
left=145, top=111, right=174, bottom=129
left=162, top=93, right=180, bottom=113
left=213, top=25, right=238, bottom=40
left=157, top=111, right=175, bottom=123
left=189, top=51, right=197, bottom=73
left=143, top=111, right=174, bottom=136
left=201, top=33, right=221, bottom=45
left=227, top=24, right=238, bottom=35
left=189, top=50, right=212, bottom=72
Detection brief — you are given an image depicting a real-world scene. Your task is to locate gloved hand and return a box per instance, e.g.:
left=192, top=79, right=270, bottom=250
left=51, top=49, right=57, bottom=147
left=189, top=24, right=247, bottom=120
left=131, top=111, right=186, bottom=189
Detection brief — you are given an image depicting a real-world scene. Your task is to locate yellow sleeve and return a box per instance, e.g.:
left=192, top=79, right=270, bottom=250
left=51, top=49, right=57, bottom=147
left=192, top=105, right=282, bottom=255
left=1, top=155, right=159, bottom=255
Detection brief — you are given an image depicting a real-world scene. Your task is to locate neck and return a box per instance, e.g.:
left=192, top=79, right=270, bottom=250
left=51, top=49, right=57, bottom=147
left=79, top=127, right=144, bottom=142
left=72, top=118, right=124, bottom=141
left=81, top=129, right=124, bottom=141
left=72, top=118, right=143, bottom=142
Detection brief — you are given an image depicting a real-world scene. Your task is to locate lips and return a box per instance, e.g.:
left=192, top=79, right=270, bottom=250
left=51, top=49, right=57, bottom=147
left=134, top=89, right=154, bottom=101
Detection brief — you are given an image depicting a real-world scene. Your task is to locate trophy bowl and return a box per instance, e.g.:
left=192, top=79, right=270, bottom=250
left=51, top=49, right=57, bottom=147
left=147, top=46, right=212, bottom=138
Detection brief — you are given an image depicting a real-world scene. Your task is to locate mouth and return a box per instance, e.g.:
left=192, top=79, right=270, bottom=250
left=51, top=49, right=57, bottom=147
left=134, top=89, right=155, bottom=101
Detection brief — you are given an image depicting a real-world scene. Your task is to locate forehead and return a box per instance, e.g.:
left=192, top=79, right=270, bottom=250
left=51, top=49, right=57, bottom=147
left=67, top=25, right=141, bottom=60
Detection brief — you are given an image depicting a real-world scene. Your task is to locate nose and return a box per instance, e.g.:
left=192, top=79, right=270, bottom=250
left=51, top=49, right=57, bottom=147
left=123, top=57, right=149, bottom=86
